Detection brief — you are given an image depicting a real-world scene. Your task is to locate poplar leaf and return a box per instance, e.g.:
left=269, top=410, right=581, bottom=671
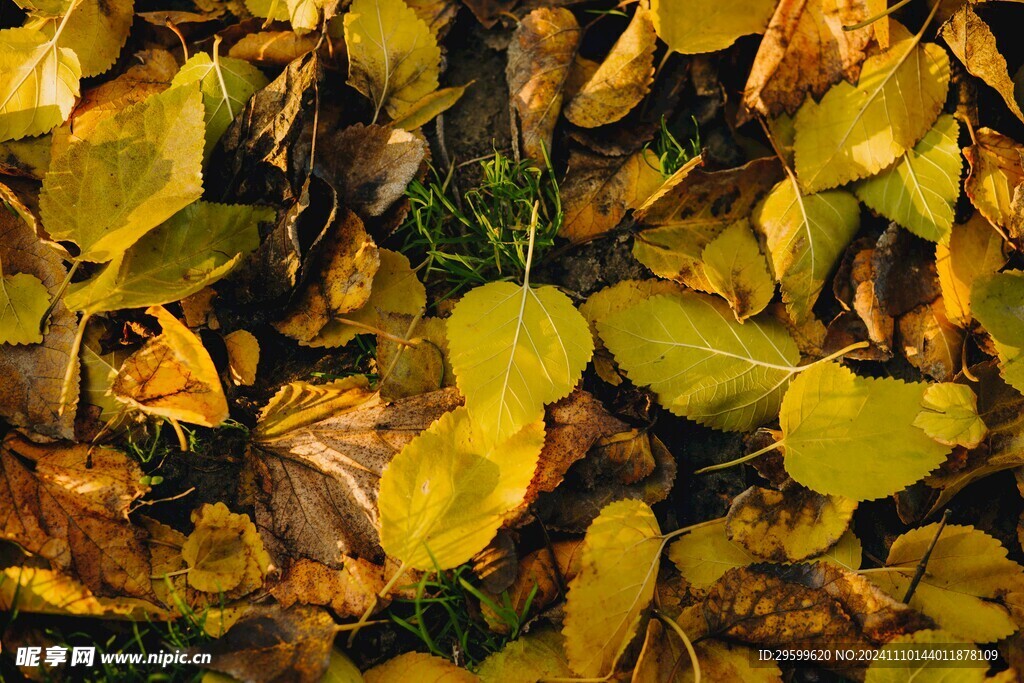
left=963, top=127, right=1024, bottom=237
left=391, top=84, right=470, bottom=131
left=854, top=114, right=962, bottom=243
left=598, top=292, right=801, bottom=432
left=779, top=362, right=951, bottom=501
left=378, top=406, right=544, bottom=570
left=562, top=499, right=662, bottom=678
left=972, top=270, right=1024, bottom=393
left=39, top=85, right=205, bottom=263
left=866, top=630, right=990, bottom=683
left=651, top=0, right=776, bottom=55
left=366, top=653, right=477, bottom=682
left=447, top=278, right=592, bottom=445
left=171, top=52, right=269, bottom=157
left=752, top=178, right=860, bottom=323
left=0, top=271, right=50, bottom=345
left=0, top=27, right=81, bottom=141
left=42, top=0, right=134, bottom=78
left=181, top=503, right=271, bottom=598
left=65, top=202, right=272, bottom=315
left=914, top=382, right=988, bottom=448
left=936, top=213, right=1007, bottom=327
left=112, top=306, right=229, bottom=427
left=667, top=518, right=755, bottom=588
left=793, top=25, right=950, bottom=192
left=563, top=6, right=656, bottom=128
left=478, top=626, right=572, bottom=683
left=344, top=0, right=441, bottom=121
left=868, top=524, right=1024, bottom=642
left=700, top=219, right=775, bottom=322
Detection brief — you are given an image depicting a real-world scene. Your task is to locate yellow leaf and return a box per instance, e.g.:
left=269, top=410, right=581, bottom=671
left=563, top=6, right=656, bottom=128
left=507, top=8, right=581, bottom=162
left=447, top=276, right=593, bottom=445
left=562, top=499, right=662, bottom=678
left=914, top=382, right=988, bottom=448
left=378, top=406, right=544, bottom=570
left=344, top=0, right=441, bottom=120
left=651, top=0, right=776, bottom=54
left=285, top=0, right=323, bottom=33
left=270, top=557, right=384, bottom=618
left=963, top=127, right=1024, bottom=237
left=44, top=0, right=134, bottom=77
left=0, top=27, right=81, bottom=141
left=391, top=83, right=471, bottom=131
left=700, top=219, right=775, bottom=322
left=254, top=376, right=376, bottom=441
left=181, top=502, right=271, bottom=597
left=668, top=518, right=755, bottom=588
left=865, top=630, right=989, bottom=682
left=112, top=305, right=228, bottom=427
left=0, top=567, right=165, bottom=619
left=376, top=314, right=450, bottom=400
left=936, top=213, right=1008, bottom=327
left=365, top=652, right=477, bottom=682
left=224, top=330, right=259, bottom=386
left=0, top=270, right=49, bottom=345
left=973, top=270, right=1024, bottom=394
left=477, top=626, right=572, bottom=682
left=794, top=24, right=950, bottom=192
left=80, top=319, right=131, bottom=421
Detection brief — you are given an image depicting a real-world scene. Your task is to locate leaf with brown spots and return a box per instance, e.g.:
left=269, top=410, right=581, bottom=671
left=963, top=127, right=1024, bottom=238
left=270, top=557, right=385, bottom=617
left=897, top=299, right=963, bottom=382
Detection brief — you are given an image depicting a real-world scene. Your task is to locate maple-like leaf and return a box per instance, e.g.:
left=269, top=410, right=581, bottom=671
left=181, top=503, right=271, bottom=598
left=913, top=382, right=988, bottom=448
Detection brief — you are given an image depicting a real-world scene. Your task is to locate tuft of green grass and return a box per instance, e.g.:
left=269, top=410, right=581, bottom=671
left=398, top=150, right=562, bottom=299
left=644, top=115, right=701, bottom=177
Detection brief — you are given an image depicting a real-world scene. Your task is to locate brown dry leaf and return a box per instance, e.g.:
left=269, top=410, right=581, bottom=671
left=181, top=502, right=271, bottom=598
left=871, top=224, right=941, bottom=317
left=274, top=207, right=380, bottom=342
left=0, top=203, right=78, bottom=439
left=315, top=123, right=427, bottom=219
left=726, top=485, right=857, bottom=563
left=936, top=212, right=1008, bottom=327
left=942, top=5, right=1024, bottom=124
left=112, top=306, right=229, bottom=427
left=743, top=0, right=875, bottom=119
left=253, top=387, right=463, bottom=564
left=0, top=433, right=151, bottom=598
left=202, top=604, right=338, bottom=683
left=898, top=299, right=963, bottom=382
left=376, top=314, right=451, bottom=401
left=563, top=6, right=656, bottom=128
left=473, top=531, right=517, bottom=594
left=228, top=31, right=321, bottom=67
left=963, top=127, right=1024, bottom=238
left=507, top=7, right=581, bottom=162
left=255, top=376, right=376, bottom=441
left=462, top=0, right=515, bottom=28
left=224, top=330, right=259, bottom=386
left=0, top=566, right=166, bottom=619
left=560, top=147, right=664, bottom=243
left=406, top=0, right=460, bottom=35
left=270, top=556, right=385, bottom=617
left=593, top=429, right=656, bottom=485
left=848, top=245, right=895, bottom=357
left=633, top=157, right=784, bottom=291
left=493, top=540, right=584, bottom=632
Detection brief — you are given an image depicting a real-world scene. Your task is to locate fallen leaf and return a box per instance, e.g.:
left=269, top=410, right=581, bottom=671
left=227, top=31, right=320, bottom=67
left=963, top=128, right=1024, bottom=238
left=701, top=219, right=776, bottom=322
left=182, top=502, right=270, bottom=597
left=112, top=305, right=229, bottom=427
left=0, top=566, right=162, bottom=618
left=668, top=518, right=756, bottom=588
left=284, top=0, right=325, bottom=34
left=482, top=539, right=584, bottom=632
left=562, top=499, right=662, bottom=678
left=224, top=330, right=259, bottom=386
left=270, top=556, right=384, bottom=617
left=651, top=0, right=776, bottom=55
left=563, top=6, right=656, bottom=128
left=477, top=626, right=572, bottom=682
left=898, top=299, right=963, bottom=382
left=0, top=27, right=81, bottom=141
left=914, top=382, right=987, bottom=448
left=254, top=376, right=376, bottom=441
left=344, top=0, right=441, bottom=120
left=366, top=652, right=477, bottom=682
left=865, top=629, right=991, bottom=682
left=936, top=212, right=1008, bottom=327
left=0, top=270, right=49, bottom=345
left=472, top=531, right=516, bottom=594
left=39, top=0, right=133, bottom=77
left=673, top=639, right=781, bottom=683
left=0, top=432, right=151, bottom=597
left=80, top=319, right=132, bottom=422
left=391, top=83, right=470, bottom=131
left=507, top=8, right=581, bottom=162
left=376, top=314, right=450, bottom=400
left=972, top=270, right=1024, bottom=393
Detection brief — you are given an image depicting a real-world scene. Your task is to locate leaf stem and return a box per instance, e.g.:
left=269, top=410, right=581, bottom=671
left=655, top=610, right=701, bottom=683
left=38, top=259, right=79, bottom=334
left=843, top=0, right=912, bottom=31
left=694, top=439, right=783, bottom=474
left=522, top=200, right=539, bottom=288
left=347, top=561, right=408, bottom=646
left=58, top=311, right=90, bottom=416
left=795, top=341, right=870, bottom=372
left=331, top=317, right=416, bottom=346
left=902, top=509, right=951, bottom=603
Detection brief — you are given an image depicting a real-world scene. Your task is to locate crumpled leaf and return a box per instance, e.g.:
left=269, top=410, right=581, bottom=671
left=0, top=432, right=151, bottom=597
left=344, top=0, right=441, bottom=120
left=972, top=270, right=1024, bottom=393
left=40, top=84, right=205, bottom=262
left=752, top=177, right=860, bottom=323
left=112, top=305, right=229, bottom=427
left=0, top=27, right=81, bottom=141
left=0, top=208, right=78, bottom=438
left=651, top=0, right=776, bottom=55
left=897, top=299, right=963, bottom=382
left=633, top=157, right=783, bottom=291
left=854, top=114, right=961, bottom=243
left=726, top=485, right=856, bottom=563
left=563, top=6, right=656, bottom=128
left=779, top=362, right=951, bottom=501
left=599, top=291, right=800, bottom=432
left=562, top=499, right=662, bottom=678
left=936, top=212, right=1007, bottom=327
left=181, top=502, right=270, bottom=598
left=254, top=376, right=377, bottom=441
left=867, top=524, right=1024, bottom=642
left=0, top=270, right=49, bottom=345
left=913, top=382, right=987, bottom=448
left=65, top=201, right=272, bottom=314
left=794, top=24, right=950, bottom=192
left=171, top=52, right=269, bottom=157
left=668, top=518, right=756, bottom=588
left=254, top=388, right=462, bottom=564
left=507, top=8, right=581, bottom=162
left=224, top=330, right=259, bottom=386
left=701, top=219, right=775, bottom=322
left=447, top=276, right=593, bottom=445
left=477, top=626, right=571, bottom=683
left=379, top=406, right=544, bottom=570
left=963, top=128, right=1024, bottom=238
left=742, top=0, right=875, bottom=119
left=366, top=652, right=477, bottom=682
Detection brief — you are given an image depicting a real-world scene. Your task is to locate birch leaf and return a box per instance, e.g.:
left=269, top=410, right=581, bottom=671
left=913, top=382, right=988, bottom=448
left=0, top=27, right=81, bottom=142
left=562, top=500, right=662, bottom=678
left=477, top=626, right=572, bottom=683
left=447, top=278, right=593, bottom=445
left=854, top=114, right=962, bottom=243
left=794, top=25, right=950, bottom=192
left=651, top=0, right=776, bottom=54
left=366, top=653, right=477, bottom=682
left=344, top=0, right=441, bottom=121
left=39, top=85, right=205, bottom=263
left=378, top=406, right=544, bottom=570
left=42, top=0, right=134, bottom=78
left=936, top=212, right=1008, bottom=327
left=0, top=270, right=49, bottom=345
left=972, top=270, right=1024, bottom=393
left=667, top=518, right=755, bottom=588
left=598, top=292, right=800, bottom=432
left=701, top=219, right=775, bottom=322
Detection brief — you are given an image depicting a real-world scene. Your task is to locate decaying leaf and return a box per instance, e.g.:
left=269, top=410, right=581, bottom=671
left=651, top=0, right=776, bottom=55
left=963, top=128, right=1024, bottom=238
left=224, top=330, right=259, bottom=386
left=181, top=502, right=270, bottom=597
left=936, top=212, right=1007, bottom=327
left=973, top=270, right=1024, bottom=393
left=112, top=305, right=229, bottom=427
left=271, top=556, right=384, bottom=618
left=700, top=219, right=775, bottom=322
left=897, top=299, right=963, bottom=382
left=482, top=539, right=583, bottom=632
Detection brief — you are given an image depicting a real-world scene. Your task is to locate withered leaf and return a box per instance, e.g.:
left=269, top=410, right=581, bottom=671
left=963, top=127, right=1024, bottom=238
left=270, top=556, right=385, bottom=617
left=181, top=502, right=271, bottom=598
left=897, top=299, right=963, bottom=382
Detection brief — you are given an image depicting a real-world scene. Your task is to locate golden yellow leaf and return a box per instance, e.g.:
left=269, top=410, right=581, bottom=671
left=936, top=212, right=1008, bottom=327
left=270, top=557, right=384, bottom=618
left=668, top=518, right=755, bottom=587
left=254, top=376, right=376, bottom=441
left=652, top=0, right=775, bottom=54
left=112, top=305, right=229, bottom=427
left=0, top=567, right=165, bottom=619
left=913, top=382, right=988, bottom=448
left=0, top=26, right=81, bottom=142
left=181, top=502, right=271, bottom=598
left=227, top=31, right=320, bottom=67
left=963, top=127, right=1024, bottom=237
left=365, top=652, right=477, bottom=682
left=477, top=626, right=572, bottom=682
left=344, top=0, right=441, bottom=120
left=224, top=329, right=259, bottom=387
left=0, top=269, right=49, bottom=345
left=562, top=499, right=662, bottom=678
left=391, top=84, right=471, bottom=131
left=701, top=219, right=776, bottom=322
left=563, top=6, right=656, bottom=128
left=865, top=630, right=989, bottom=682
